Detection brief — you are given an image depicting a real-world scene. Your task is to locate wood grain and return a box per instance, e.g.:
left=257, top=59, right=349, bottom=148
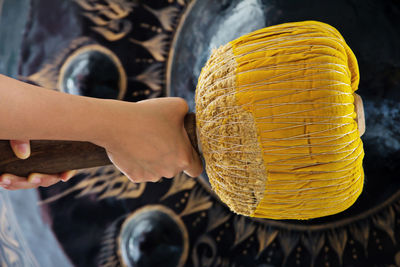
left=0, top=113, right=198, bottom=177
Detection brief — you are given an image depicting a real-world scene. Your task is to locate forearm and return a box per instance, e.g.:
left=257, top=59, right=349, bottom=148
left=0, top=77, right=203, bottom=183
left=0, top=74, right=113, bottom=143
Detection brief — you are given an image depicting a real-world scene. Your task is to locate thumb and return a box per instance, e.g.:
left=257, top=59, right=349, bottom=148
left=183, top=145, right=203, bottom=178
left=181, top=125, right=203, bottom=177
left=10, top=140, right=31, bottom=159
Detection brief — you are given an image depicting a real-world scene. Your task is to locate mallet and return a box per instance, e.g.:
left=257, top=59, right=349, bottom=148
left=0, top=21, right=365, bottom=220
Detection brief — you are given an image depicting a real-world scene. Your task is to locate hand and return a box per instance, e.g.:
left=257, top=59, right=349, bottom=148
left=0, top=140, right=76, bottom=190
left=100, top=97, right=203, bottom=183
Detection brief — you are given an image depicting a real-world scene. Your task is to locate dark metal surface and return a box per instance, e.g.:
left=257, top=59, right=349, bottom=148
left=118, top=205, right=189, bottom=267
left=0, top=1, right=73, bottom=266
left=59, top=45, right=127, bottom=99
left=167, top=0, right=267, bottom=111
left=4, top=0, right=400, bottom=266
left=169, top=0, right=400, bottom=224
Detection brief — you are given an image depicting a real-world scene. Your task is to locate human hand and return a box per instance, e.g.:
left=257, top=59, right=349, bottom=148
left=99, top=97, right=203, bottom=183
left=0, top=140, right=76, bottom=190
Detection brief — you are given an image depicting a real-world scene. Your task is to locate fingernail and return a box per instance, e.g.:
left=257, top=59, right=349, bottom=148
left=16, top=143, right=30, bottom=159
left=1, top=177, right=11, bottom=185
left=29, top=175, right=41, bottom=184
left=32, top=177, right=41, bottom=184
left=67, top=170, right=77, bottom=179
left=62, top=170, right=77, bottom=182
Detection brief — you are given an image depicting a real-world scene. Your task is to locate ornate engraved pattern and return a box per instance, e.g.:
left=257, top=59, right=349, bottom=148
left=279, top=230, right=300, bottom=266
left=129, top=33, right=169, bottom=62
left=144, top=191, right=400, bottom=266
left=205, top=204, right=231, bottom=232
left=24, top=37, right=92, bottom=89
left=16, top=0, right=400, bottom=266
left=97, top=217, right=123, bottom=267
left=301, top=232, right=325, bottom=267
left=232, top=216, right=256, bottom=248
left=191, top=235, right=218, bottom=267
left=349, top=221, right=370, bottom=257
left=0, top=191, right=39, bottom=267
left=179, top=185, right=213, bottom=217
left=39, top=166, right=146, bottom=204
left=143, top=4, right=179, bottom=32
left=129, top=63, right=164, bottom=94
left=161, top=172, right=196, bottom=201
left=327, top=229, right=348, bottom=266
left=372, top=207, right=396, bottom=245
left=74, top=0, right=135, bottom=41
left=23, top=0, right=177, bottom=101
left=256, top=226, right=278, bottom=259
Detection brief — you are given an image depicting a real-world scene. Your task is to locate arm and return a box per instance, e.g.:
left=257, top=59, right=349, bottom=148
left=0, top=75, right=202, bottom=188
left=0, top=74, right=109, bottom=142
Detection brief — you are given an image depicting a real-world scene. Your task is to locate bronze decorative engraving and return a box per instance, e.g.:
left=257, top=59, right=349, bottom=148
left=2, top=0, right=400, bottom=266
left=0, top=193, right=39, bottom=266
left=58, top=44, right=127, bottom=99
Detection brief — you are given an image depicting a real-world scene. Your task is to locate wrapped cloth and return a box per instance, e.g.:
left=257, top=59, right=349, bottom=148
left=196, top=21, right=364, bottom=220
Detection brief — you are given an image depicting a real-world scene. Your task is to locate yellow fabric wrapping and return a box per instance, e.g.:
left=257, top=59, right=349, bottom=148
left=230, top=21, right=364, bottom=219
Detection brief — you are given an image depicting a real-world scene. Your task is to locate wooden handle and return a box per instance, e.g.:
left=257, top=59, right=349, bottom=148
left=184, top=112, right=199, bottom=154
left=0, top=140, right=111, bottom=177
left=0, top=113, right=198, bottom=177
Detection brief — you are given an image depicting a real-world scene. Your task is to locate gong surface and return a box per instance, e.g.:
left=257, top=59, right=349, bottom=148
left=168, top=0, right=400, bottom=225
left=0, top=0, right=73, bottom=266
left=7, top=0, right=400, bottom=266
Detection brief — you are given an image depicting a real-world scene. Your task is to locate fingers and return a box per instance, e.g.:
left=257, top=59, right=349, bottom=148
left=183, top=145, right=203, bottom=178
left=3, top=140, right=78, bottom=190
left=0, top=171, right=77, bottom=190
left=28, top=173, right=61, bottom=188
left=172, top=97, right=189, bottom=115
left=124, top=168, right=163, bottom=183
left=0, top=173, right=57, bottom=190
left=181, top=122, right=203, bottom=178
left=60, top=170, right=78, bottom=182
left=10, top=140, right=31, bottom=159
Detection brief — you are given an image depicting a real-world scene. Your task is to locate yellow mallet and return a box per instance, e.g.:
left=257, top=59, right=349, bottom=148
left=196, top=21, right=364, bottom=219
left=0, top=21, right=365, bottom=220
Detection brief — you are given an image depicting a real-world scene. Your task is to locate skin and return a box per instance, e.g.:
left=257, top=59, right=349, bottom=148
left=0, top=140, right=77, bottom=190
left=0, top=75, right=203, bottom=190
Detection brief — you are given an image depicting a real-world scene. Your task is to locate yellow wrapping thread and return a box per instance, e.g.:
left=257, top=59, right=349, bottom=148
left=196, top=43, right=267, bottom=216
left=196, top=21, right=364, bottom=220
left=231, top=21, right=364, bottom=219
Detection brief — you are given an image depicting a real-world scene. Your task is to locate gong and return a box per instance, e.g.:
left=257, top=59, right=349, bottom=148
left=169, top=0, right=400, bottom=224
left=2, top=0, right=400, bottom=266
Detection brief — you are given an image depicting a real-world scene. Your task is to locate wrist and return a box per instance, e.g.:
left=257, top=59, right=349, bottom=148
left=87, top=99, right=137, bottom=148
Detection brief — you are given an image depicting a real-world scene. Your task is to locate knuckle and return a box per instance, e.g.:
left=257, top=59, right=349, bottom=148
left=150, top=176, right=161, bottom=183
left=125, top=170, right=150, bottom=183
left=126, top=173, right=140, bottom=183
left=163, top=172, right=175, bottom=179
left=144, top=174, right=157, bottom=182
left=126, top=176, right=139, bottom=183
left=165, top=168, right=181, bottom=179
left=175, top=97, right=189, bottom=112
left=122, top=168, right=142, bottom=182
left=139, top=170, right=161, bottom=183
left=155, top=167, right=172, bottom=179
